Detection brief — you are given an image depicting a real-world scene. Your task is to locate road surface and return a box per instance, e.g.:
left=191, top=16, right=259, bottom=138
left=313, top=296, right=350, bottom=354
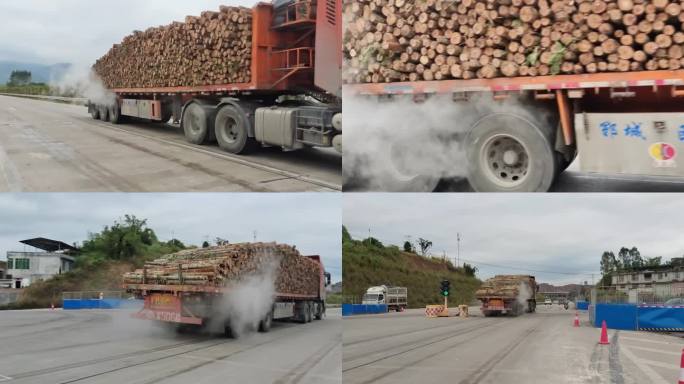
left=0, top=308, right=342, bottom=384
left=0, top=95, right=341, bottom=192
left=343, top=306, right=683, bottom=384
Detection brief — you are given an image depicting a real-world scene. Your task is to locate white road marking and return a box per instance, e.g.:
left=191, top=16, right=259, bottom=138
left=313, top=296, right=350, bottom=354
left=621, top=336, right=681, bottom=346
left=620, top=344, right=669, bottom=384
left=628, top=345, right=681, bottom=356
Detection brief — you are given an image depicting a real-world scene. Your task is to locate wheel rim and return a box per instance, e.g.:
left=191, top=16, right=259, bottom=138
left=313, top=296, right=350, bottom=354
left=480, top=134, right=531, bottom=188
left=218, top=116, right=240, bottom=144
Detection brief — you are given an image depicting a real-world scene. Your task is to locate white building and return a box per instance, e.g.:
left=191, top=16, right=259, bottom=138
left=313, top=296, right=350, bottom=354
left=5, top=238, right=78, bottom=288
left=611, top=264, right=684, bottom=301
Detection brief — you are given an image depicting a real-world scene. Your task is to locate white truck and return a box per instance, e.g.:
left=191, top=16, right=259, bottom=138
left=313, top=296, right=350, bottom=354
left=362, top=285, right=408, bottom=312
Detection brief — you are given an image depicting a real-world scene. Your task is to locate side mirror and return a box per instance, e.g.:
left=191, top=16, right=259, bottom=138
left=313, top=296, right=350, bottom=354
left=324, top=272, right=331, bottom=287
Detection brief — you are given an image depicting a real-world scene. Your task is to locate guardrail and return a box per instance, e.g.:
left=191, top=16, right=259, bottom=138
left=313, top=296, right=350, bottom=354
left=0, top=93, right=88, bottom=106
left=342, top=304, right=388, bottom=316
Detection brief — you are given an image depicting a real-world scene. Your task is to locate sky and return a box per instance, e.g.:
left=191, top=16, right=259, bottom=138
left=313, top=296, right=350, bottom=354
left=0, top=0, right=258, bottom=65
left=0, top=193, right=342, bottom=282
left=343, top=194, right=684, bottom=286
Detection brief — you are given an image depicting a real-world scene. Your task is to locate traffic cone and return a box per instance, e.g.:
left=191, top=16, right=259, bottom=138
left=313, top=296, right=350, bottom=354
left=599, top=320, right=610, bottom=345
left=573, top=312, right=580, bottom=327
left=678, top=348, right=684, bottom=384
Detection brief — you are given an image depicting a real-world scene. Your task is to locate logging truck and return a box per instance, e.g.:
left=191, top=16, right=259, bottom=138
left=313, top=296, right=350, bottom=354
left=343, top=0, right=684, bottom=191
left=88, top=0, right=342, bottom=155
left=361, top=285, right=408, bottom=311
left=475, top=275, right=537, bottom=317
left=124, top=253, right=331, bottom=335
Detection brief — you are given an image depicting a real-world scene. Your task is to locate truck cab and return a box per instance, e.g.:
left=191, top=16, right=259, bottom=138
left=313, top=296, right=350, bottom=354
left=362, top=286, right=386, bottom=305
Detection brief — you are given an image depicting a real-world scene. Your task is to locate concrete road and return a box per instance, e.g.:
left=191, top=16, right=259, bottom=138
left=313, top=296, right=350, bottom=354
left=0, top=95, right=341, bottom=192
left=343, top=306, right=683, bottom=384
left=0, top=308, right=342, bottom=383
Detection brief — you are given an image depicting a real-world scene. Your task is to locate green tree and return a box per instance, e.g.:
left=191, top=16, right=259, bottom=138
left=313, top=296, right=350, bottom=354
left=342, top=226, right=351, bottom=243
left=418, top=238, right=432, bottom=256
left=202, top=241, right=210, bottom=248
left=618, top=247, right=632, bottom=270
left=8, top=70, right=31, bottom=86
left=600, top=251, right=617, bottom=275
left=80, top=215, right=159, bottom=262
left=629, top=247, right=643, bottom=269
left=403, top=241, right=414, bottom=253
left=362, top=237, right=383, bottom=248
left=462, top=263, right=478, bottom=277
left=645, top=256, right=662, bottom=268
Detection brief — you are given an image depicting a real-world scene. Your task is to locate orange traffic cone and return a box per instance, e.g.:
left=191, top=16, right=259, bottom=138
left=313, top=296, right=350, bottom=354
left=599, top=320, right=610, bottom=345
left=573, top=312, right=580, bottom=327
left=678, top=348, right=684, bottom=384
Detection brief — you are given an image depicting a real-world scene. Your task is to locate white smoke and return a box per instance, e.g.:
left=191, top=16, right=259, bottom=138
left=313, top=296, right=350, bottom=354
left=49, top=63, right=115, bottom=105
left=342, top=90, right=553, bottom=191
left=212, top=255, right=280, bottom=338
left=516, top=281, right=533, bottom=309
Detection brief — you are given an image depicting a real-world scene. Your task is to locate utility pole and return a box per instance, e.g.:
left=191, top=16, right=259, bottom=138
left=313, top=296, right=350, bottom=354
left=253, top=230, right=257, bottom=242
left=457, top=233, right=461, bottom=268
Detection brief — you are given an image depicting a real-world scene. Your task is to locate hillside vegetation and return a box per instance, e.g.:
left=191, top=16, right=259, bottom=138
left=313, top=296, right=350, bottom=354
left=343, top=227, right=481, bottom=308
left=4, top=215, right=188, bottom=309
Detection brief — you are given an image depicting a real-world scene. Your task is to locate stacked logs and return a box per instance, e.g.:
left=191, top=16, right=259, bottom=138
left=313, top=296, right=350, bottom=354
left=475, top=275, right=536, bottom=299
left=123, top=243, right=321, bottom=297
left=343, top=0, right=684, bottom=83
left=94, top=6, right=253, bottom=89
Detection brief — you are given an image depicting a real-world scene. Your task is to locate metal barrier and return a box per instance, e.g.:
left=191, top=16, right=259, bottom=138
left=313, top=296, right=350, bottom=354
left=62, top=291, right=142, bottom=310
left=576, top=301, right=590, bottom=310
left=594, top=304, right=638, bottom=330
left=342, top=304, right=387, bottom=316
left=637, top=306, right=684, bottom=331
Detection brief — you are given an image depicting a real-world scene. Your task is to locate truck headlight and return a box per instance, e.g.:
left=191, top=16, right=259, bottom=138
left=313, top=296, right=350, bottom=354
left=332, top=113, right=342, bottom=132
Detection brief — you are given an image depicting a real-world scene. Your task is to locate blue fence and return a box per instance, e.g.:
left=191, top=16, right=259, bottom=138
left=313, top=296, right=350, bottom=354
left=342, top=304, right=387, bottom=316
left=576, top=301, right=590, bottom=310
left=63, top=299, right=142, bottom=310
left=637, top=306, right=684, bottom=331
left=592, top=303, right=684, bottom=331
left=594, top=304, right=638, bottom=330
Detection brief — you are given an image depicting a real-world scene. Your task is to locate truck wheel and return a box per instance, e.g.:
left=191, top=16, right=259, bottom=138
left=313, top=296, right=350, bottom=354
left=182, top=103, right=212, bottom=145
left=465, top=113, right=556, bottom=192
left=376, top=140, right=441, bottom=192
left=314, top=303, right=324, bottom=320
left=258, top=311, right=273, bottom=332
left=98, top=105, right=109, bottom=122
left=215, top=105, right=256, bottom=154
left=306, top=302, right=313, bottom=323
left=109, top=104, right=122, bottom=124
left=90, top=105, right=100, bottom=120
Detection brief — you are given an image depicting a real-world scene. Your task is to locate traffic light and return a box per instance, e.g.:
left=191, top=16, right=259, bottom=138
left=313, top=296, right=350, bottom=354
left=440, top=280, right=450, bottom=297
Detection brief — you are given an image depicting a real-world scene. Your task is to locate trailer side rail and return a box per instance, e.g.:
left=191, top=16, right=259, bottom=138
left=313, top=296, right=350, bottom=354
left=345, top=70, right=684, bottom=95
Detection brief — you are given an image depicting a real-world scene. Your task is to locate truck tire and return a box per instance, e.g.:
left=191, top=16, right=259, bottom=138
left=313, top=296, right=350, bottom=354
left=465, top=113, right=557, bottom=192
left=182, top=103, right=212, bottom=145
left=306, top=302, right=313, bottom=323
left=109, top=104, right=122, bottom=124
left=215, top=105, right=256, bottom=154
left=90, top=105, right=100, bottom=120
left=258, top=311, right=273, bottom=332
left=376, top=140, right=441, bottom=192
left=98, top=105, right=109, bottom=122
left=314, top=302, right=324, bottom=320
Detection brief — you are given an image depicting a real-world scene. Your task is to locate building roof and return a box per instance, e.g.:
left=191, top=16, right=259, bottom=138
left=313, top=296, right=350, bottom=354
left=19, top=238, right=78, bottom=253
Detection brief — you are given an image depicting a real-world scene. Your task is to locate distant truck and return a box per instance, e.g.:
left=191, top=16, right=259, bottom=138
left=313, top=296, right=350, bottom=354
left=89, top=0, right=342, bottom=155
left=362, top=285, right=407, bottom=312
left=475, top=275, right=537, bottom=317
left=122, top=244, right=331, bottom=335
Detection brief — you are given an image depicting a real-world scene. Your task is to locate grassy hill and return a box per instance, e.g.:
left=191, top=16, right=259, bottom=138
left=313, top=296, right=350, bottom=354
left=343, top=230, right=481, bottom=308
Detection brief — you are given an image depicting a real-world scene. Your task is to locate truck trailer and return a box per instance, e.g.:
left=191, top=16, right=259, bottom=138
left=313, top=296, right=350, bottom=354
left=122, top=243, right=331, bottom=335
left=475, top=275, right=537, bottom=317
left=344, top=0, right=684, bottom=192
left=89, top=0, right=342, bottom=155
left=361, top=285, right=408, bottom=311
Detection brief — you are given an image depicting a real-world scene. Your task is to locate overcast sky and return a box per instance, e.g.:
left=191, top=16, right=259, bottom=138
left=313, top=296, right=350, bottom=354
left=0, top=0, right=258, bottom=65
left=0, top=193, right=342, bottom=282
left=343, top=194, right=684, bottom=286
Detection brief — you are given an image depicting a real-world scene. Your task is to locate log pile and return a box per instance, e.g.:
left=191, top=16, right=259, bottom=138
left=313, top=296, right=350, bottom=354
left=94, top=6, right=253, bottom=89
left=475, top=275, right=536, bottom=299
left=344, top=0, right=684, bottom=83
left=123, top=243, right=321, bottom=297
